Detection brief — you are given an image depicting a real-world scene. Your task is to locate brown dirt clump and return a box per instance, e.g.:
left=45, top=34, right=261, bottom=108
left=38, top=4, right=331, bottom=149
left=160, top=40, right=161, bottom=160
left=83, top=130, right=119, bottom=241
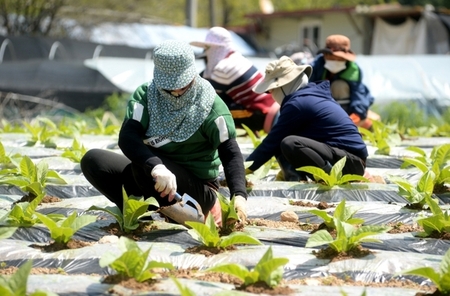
left=184, top=245, right=237, bottom=257
left=29, top=239, right=95, bottom=252
left=312, top=245, right=373, bottom=262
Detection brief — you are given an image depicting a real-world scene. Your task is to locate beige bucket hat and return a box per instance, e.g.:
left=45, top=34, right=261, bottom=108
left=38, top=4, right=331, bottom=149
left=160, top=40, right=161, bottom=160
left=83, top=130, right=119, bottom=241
left=253, top=56, right=312, bottom=94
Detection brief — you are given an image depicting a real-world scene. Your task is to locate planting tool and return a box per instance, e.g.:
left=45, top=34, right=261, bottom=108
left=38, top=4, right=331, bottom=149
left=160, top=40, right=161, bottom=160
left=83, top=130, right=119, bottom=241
left=159, top=192, right=205, bottom=227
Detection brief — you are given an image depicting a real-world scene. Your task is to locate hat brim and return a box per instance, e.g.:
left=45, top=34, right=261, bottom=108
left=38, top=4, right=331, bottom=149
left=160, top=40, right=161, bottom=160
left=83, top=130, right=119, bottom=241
left=189, top=41, right=225, bottom=48
left=317, top=48, right=356, bottom=61
left=253, top=65, right=313, bottom=94
left=154, top=66, right=198, bottom=90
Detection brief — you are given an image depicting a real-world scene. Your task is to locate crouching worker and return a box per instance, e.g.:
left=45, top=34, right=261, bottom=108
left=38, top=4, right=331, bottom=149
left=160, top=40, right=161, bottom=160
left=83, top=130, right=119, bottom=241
left=80, top=40, right=248, bottom=226
left=245, top=56, right=368, bottom=182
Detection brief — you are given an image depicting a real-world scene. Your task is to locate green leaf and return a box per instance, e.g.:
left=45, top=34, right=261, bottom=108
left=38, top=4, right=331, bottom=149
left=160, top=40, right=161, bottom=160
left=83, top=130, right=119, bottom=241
left=305, top=229, right=334, bottom=248
left=296, top=166, right=333, bottom=186
left=206, top=263, right=250, bottom=282
left=255, top=258, right=289, bottom=287
left=401, top=267, right=442, bottom=289
left=0, top=226, right=17, bottom=239
left=219, top=232, right=262, bottom=248
left=6, top=260, right=32, bottom=295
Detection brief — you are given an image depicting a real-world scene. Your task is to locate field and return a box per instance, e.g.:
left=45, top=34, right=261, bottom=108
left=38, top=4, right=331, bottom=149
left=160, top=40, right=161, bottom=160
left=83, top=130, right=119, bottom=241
left=0, top=122, right=449, bottom=295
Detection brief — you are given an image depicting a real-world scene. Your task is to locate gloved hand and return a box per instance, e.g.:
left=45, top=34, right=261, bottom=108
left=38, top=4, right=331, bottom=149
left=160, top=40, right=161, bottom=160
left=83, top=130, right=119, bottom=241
left=233, top=195, right=247, bottom=225
left=349, top=113, right=361, bottom=125
left=151, top=164, right=177, bottom=201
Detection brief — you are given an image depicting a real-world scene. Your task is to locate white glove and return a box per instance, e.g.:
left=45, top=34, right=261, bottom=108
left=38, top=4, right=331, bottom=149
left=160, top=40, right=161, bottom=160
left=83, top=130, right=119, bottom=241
left=151, top=164, right=177, bottom=200
left=234, top=195, right=247, bottom=224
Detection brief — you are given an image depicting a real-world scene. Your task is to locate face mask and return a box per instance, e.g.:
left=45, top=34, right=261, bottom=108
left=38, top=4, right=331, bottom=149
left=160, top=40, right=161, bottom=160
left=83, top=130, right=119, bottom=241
left=324, top=60, right=347, bottom=73
left=271, top=87, right=285, bottom=105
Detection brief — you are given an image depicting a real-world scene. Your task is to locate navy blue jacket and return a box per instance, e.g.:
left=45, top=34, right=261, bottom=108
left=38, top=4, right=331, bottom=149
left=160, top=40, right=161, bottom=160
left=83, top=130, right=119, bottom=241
left=309, top=54, right=374, bottom=119
left=246, top=81, right=368, bottom=171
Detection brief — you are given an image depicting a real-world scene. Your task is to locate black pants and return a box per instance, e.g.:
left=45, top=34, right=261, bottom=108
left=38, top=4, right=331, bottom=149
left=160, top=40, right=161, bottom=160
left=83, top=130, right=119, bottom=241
left=278, top=136, right=366, bottom=181
left=80, top=149, right=218, bottom=216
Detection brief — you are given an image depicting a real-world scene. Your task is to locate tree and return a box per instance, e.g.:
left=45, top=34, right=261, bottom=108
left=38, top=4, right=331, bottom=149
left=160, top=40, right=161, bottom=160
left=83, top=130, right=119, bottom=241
left=0, top=0, right=65, bottom=36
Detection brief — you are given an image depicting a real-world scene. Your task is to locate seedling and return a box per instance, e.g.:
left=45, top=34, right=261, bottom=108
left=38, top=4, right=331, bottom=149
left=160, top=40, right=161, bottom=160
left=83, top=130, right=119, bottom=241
left=0, top=193, right=45, bottom=227
left=358, top=121, right=401, bottom=155
left=217, top=192, right=241, bottom=232
left=88, top=187, right=159, bottom=233
left=389, top=170, right=436, bottom=209
left=23, top=118, right=60, bottom=148
left=205, top=246, right=289, bottom=288
left=0, top=260, right=57, bottom=296
left=305, top=218, right=391, bottom=253
left=415, top=195, right=450, bottom=237
left=35, top=211, right=97, bottom=245
left=185, top=214, right=262, bottom=248
left=307, top=199, right=364, bottom=230
left=400, top=144, right=450, bottom=190
left=296, top=156, right=369, bottom=188
left=99, top=236, right=174, bottom=282
left=0, top=155, right=67, bottom=200
left=60, top=138, right=87, bottom=163
left=397, top=247, right=450, bottom=295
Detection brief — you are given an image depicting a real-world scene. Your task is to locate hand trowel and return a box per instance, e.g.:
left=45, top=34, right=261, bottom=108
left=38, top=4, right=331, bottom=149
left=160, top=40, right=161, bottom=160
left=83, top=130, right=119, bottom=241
left=158, top=192, right=205, bottom=227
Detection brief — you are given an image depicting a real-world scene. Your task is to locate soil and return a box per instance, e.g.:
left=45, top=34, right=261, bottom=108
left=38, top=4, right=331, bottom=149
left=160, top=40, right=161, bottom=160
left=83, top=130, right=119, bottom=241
left=13, top=194, right=61, bottom=205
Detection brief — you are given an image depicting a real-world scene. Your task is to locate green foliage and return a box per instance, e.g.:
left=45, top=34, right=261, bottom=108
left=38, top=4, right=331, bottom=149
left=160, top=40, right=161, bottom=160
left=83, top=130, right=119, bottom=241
left=398, top=247, right=450, bottom=295
left=0, top=142, right=21, bottom=172
left=88, top=187, right=159, bottom=233
left=244, top=157, right=277, bottom=182
left=359, top=121, right=401, bottom=155
left=0, top=193, right=46, bottom=227
left=296, top=156, right=369, bottom=188
left=389, top=170, right=437, bottom=209
left=217, top=192, right=240, bottom=231
left=185, top=214, right=262, bottom=248
left=0, top=156, right=67, bottom=199
left=60, top=138, right=87, bottom=163
left=0, top=119, right=25, bottom=133
left=305, top=218, right=391, bottom=253
left=241, top=124, right=262, bottom=148
left=99, top=236, right=174, bottom=282
left=205, top=246, right=289, bottom=288
left=171, top=277, right=196, bottom=296
left=0, top=226, right=17, bottom=239
left=401, top=144, right=450, bottom=188
left=22, top=118, right=60, bottom=148
left=307, top=199, right=364, bottom=229
left=0, top=260, right=58, bottom=296
left=415, top=195, right=450, bottom=237
left=35, top=211, right=97, bottom=244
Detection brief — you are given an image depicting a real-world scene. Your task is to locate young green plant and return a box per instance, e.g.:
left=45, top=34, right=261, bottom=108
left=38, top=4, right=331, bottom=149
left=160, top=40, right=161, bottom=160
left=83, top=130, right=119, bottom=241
left=60, top=138, right=87, bottom=163
left=217, top=191, right=240, bottom=232
left=389, top=170, right=436, bottom=209
left=88, top=187, right=159, bottom=233
left=35, top=211, right=97, bottom=245
left=185, top=214, right=262, bottom=249
left=0, top=260, right=58, bottom=296
left=305, top=218, right=391, bottom=254
left=0, top=193, right=47, bottom=227
left=99, top=236, right=174, bottom=282
left=397, top=247, right=450, bottom=295
left=296, top=156, right=369, bottom=188
left=307, top=199, right=364, bottom=230
left=358, top=121, right=401, bottom=155
left=414, top=195, right=450, bottom=237
left=0, top=155, right=67, bottom=200
left=205, top=246, right=289, bottom=288
left=400, top=144, right=450, bottom=191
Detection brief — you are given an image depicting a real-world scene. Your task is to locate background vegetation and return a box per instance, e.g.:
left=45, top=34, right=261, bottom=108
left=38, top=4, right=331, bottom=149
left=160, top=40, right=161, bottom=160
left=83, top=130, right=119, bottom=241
left=1, top=0, right=449, bottom=36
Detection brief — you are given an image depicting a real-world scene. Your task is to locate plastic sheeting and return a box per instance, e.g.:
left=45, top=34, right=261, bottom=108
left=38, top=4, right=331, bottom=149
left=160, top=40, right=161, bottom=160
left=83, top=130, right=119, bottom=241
left=0, top=133, right=449, bottom=295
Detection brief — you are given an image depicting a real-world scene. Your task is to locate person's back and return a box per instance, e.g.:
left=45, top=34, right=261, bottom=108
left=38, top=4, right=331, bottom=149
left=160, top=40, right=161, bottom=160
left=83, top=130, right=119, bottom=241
left=190, top=27, right=279, bottom=135
left=309, top=34, right=379, bottom=130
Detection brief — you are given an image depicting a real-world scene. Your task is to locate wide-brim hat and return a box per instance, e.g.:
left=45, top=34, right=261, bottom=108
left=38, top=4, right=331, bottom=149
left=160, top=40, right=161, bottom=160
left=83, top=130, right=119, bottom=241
left=253, top=56, right=312, bottom=94
left=317, top=34, right=356, bottom=61
left=190, top=26, right=233, bottom=48
left=153, top=40, right=198, bottom=90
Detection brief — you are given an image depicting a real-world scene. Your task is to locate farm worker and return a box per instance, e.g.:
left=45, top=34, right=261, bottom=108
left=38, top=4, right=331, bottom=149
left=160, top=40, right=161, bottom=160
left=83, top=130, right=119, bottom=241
left=245, top=55, right=368, bottom=182
left=190, top=26, right=279, bottom=137
left=308, top=34, right=380, bottom=130
left=80, top=40, right=248, bottom=226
